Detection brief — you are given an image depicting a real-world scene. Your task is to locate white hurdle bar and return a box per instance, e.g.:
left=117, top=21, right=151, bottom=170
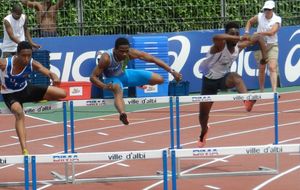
left=170, top=144, right=300, bottom=190
left=0, top=149, right=169, bottom=190
left=0, top=101, right=64, bottom=114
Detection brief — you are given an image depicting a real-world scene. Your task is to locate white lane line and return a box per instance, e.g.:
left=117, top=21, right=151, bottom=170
left=10, top=136, right=18, bottom=139
left=290, top=153, right=300, bottom=156
left=25, top=114, right=58, bottom=124
left=74, top=160, right=124, bottom=177
left=37, top=183, right=52, bottom=190
left=117, top=163, right=130, bottom=167
left=143, top=181, right=164, bottom=190
left=133, top=140, right=145, bottom=144
left=205, top=185, right=221, bottom=189
left=97, top=132, right=108, bottom=136
left=0, top=123, right=59, bottom=134
left=43, top=144, right=54, bottom=148
left=0, top=164, right=15, bottom=170
left=279, top=137, right=300, bottom=143
left=180, top=155, right=234, bottom=175
left=253, top=165, right=300, bottom=190
left=17, top=167, right=24, bottom=171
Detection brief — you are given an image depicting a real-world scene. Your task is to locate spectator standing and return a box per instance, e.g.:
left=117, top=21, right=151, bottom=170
left=21, top=0, right=64, bottom=37
left=1, top=4, right=40, bottom=58
left=244, top=0, right=281, bottom=92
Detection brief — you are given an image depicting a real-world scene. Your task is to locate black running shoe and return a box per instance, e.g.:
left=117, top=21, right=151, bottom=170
left=119, top=113, right=129, bottom=125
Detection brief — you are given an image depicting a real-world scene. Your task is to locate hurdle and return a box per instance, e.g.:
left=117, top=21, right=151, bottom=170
left=168, top=92, right=293, bottom=188
left=171, top=92, right=277, bottom=149
left=69, top=96, right=173, bottom=153
left=0, top=101, right=70, bottom=187
left=170, top=144, right=300, bottom=190
left=18, top=149, right=168, bottom=190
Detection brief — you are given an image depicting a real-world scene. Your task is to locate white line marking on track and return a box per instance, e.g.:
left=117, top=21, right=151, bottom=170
left=17, top=167, right=24, bottom=171
left=0, top=123, right=59, bottom=134
left=0, top=164, right=14, bottom=170
left=180, top=155, right=234, bottom=175
left=253, top=165, right=300, bottom=190
left=117, top=163, right=130, bottom=167
left=37, top=183, right=52, bottom=190
left=74, top=160, right=124, bottom=177
left=205, top=185, right=221, bottom=189
left=97, top=132, right=108, bottom=136
left=10, top=136, right=18, bottom=139
left=279, top=137, right=300, bottom=143
left=43, top=144, right=54, bottom=148
left=133, top=140, right=145, bottom=144
left=290, top=153, right=300, bottom=156
left=25, top=114, right=57, bottom=124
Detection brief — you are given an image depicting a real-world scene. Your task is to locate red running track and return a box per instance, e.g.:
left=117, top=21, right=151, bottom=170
left=0, top=91, right=299, bottom=190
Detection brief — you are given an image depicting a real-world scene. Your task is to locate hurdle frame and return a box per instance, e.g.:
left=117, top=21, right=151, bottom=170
left=169, top=92, right=285, bottom=180
left=32, top=150, right=168, bottom=190
left=171, top=144, right=300, bottom=190
left=0, top=101, right=70, bottom=188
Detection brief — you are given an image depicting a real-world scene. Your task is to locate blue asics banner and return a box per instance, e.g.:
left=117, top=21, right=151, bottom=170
left=27, top=25, right=299, bottom=93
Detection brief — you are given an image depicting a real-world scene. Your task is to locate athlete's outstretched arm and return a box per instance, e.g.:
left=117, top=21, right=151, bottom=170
left=129, top=48, right=182, bottom=82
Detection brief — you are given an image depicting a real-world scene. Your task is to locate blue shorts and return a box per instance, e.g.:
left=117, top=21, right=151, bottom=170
left=104, top=69, right=152, bottom=89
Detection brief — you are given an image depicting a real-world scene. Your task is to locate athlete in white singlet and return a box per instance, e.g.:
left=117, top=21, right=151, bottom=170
left=197, top=22, right=267, bottom=148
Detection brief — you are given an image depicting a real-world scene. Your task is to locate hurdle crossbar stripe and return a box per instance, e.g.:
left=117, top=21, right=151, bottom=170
left=0, top=150, right=166, bottom=165
left=178, top=92, right=275, bottom=103
left=0, top=101, right=64, bottom=114
left=72, top=96, right=170, bottom=107
left=173, top=144, right=300, bottom=158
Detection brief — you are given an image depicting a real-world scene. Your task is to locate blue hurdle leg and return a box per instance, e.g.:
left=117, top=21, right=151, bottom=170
left=171, top=150, right=177, bottom=190
left=70, top=101, right=76, bottom=153
left=163, top=150, right=168, bottom=190
left=24, top=156, right=29, bottom=190
left=176, top=96, right=181, bottom=149
left=169, top=97, right=174, bottom=149
left=63, top=101, right=68, bottom=153
left=274, top=92, right=279, bottom=144
left=31, top=156, right=37, bottom=190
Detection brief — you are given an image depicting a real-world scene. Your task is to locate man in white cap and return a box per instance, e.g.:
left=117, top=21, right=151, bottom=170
left=244, top=0, right=281, bottom=92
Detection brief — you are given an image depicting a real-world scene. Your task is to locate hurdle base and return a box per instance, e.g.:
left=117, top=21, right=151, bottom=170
left=0, top=179, right=69, bottom=187
left=72, top=175, right=166, bottom=184
left=51, top=171, right=74, bottom=183
left=156, top=170, right=172, bottom=175
left=178, top=169, right=278, bottom=179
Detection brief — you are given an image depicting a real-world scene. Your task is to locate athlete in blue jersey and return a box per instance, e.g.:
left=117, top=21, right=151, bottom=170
left=90, top=37, right=182, bottom=125
left=0, top=41, right=66, bottom=155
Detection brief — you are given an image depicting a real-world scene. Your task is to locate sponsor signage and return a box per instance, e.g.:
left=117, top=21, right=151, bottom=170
left=10, top=25, right=297, bottom=95
left=107, top=152, right=146, bottom=160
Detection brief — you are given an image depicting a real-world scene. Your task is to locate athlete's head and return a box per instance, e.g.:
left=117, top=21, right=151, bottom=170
left=225, top=22, right=240, bottom=46
left=115, top=37, right=130, bottom=49
left=16, top=41, right=32, bottom=66
left=11, top=4, right=23, bottom=20
left=114, top=37, right=130, bottom=61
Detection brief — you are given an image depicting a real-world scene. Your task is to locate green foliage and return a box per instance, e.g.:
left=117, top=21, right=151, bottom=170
left=0, top=0, right=298, bottom=37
